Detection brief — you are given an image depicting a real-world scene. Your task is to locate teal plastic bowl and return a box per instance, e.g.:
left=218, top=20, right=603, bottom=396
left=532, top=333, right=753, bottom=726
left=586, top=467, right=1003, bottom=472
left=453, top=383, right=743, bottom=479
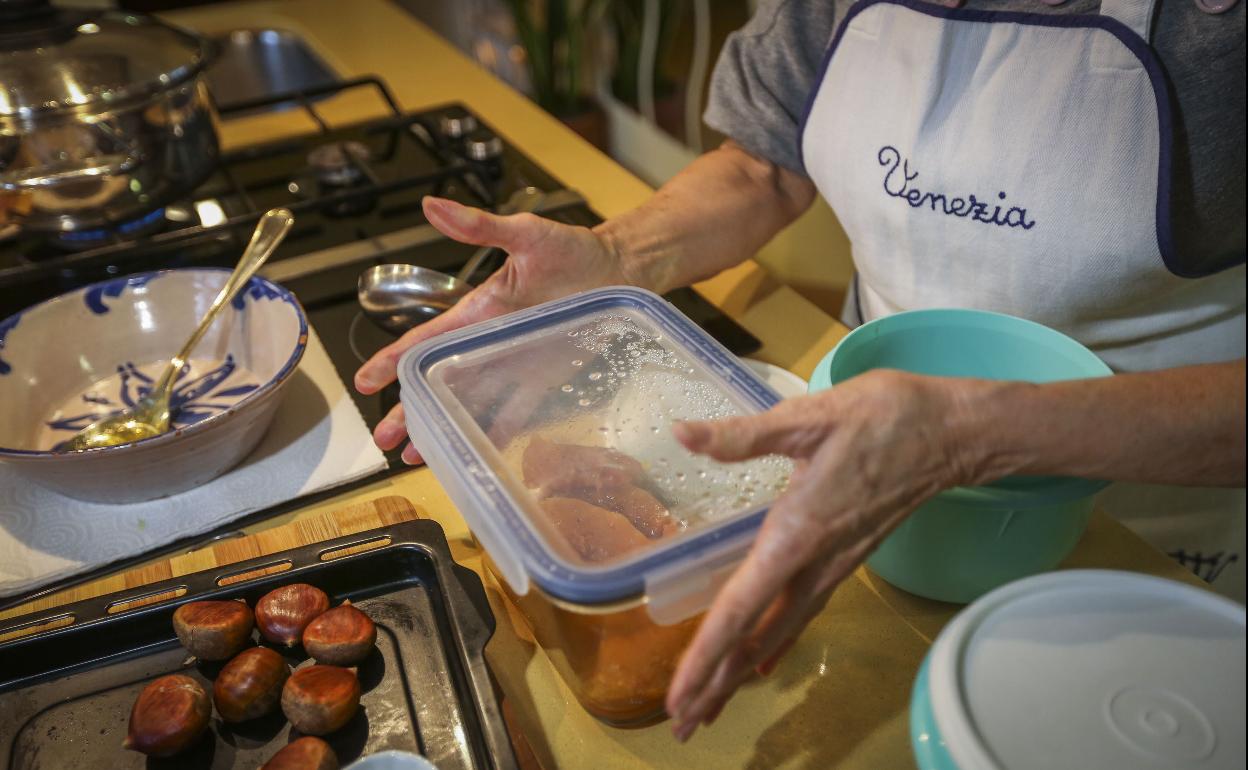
left=809, top=309, right=1112, bottom=603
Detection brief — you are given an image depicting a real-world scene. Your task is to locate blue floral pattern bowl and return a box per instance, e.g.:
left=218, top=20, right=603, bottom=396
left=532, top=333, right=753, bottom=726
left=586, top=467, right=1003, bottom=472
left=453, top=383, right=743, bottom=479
left=0, top=269, right=307, bottom=503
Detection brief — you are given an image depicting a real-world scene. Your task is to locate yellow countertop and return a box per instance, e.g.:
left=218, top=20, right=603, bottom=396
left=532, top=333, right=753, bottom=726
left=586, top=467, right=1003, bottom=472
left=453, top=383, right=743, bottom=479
left=5, top=1, right=1204, bottom=768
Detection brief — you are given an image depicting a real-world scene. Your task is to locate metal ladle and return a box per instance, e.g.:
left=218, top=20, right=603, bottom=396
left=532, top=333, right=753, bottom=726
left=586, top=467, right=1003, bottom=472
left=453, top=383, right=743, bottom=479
left=358, top=187, right=544, bottom=334
left=61, top=207, right=295, bottom=451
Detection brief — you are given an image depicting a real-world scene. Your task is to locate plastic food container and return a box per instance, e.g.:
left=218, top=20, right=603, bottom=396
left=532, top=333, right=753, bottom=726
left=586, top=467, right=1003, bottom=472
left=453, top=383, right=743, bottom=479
left=809, top=308, right=1113, bottom=603
left=398, top=287, right=792, bottom=725
left=911, top=570, right=1246, bottom=770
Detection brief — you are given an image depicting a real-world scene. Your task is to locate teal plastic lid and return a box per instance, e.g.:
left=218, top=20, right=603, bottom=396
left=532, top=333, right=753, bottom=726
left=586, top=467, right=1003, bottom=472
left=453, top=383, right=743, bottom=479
left=927, top=570, right=1246, bottom=770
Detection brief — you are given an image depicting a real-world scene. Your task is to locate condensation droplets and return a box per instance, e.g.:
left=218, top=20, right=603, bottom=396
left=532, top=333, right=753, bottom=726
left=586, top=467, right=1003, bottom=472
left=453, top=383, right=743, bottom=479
left=506, top=312, right=794, bottom=528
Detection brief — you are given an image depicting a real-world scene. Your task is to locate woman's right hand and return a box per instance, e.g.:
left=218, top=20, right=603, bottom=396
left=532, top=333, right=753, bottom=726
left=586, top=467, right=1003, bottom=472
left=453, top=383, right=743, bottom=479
left=354, top=195, right=637, bottom=463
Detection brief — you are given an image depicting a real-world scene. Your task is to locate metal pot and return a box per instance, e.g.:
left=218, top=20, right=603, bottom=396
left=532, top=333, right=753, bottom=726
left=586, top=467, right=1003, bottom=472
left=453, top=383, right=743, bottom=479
left=0, top=0, right=219, bottom=233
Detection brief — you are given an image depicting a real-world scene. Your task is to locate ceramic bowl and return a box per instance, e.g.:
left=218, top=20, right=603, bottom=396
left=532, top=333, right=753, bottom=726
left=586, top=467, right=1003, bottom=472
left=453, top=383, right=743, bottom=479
left=0, top=269, right=307, bottom=503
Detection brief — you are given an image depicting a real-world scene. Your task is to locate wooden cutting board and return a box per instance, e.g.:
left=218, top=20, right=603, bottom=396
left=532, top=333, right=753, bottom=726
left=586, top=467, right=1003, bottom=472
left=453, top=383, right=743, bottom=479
left=0, top=495, right=419, bottom=628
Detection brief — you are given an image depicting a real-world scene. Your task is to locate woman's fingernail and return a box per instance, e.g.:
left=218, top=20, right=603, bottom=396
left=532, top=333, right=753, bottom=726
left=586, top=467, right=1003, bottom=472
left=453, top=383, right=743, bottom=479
left=401, top=445, right=423, bottom=466
left=355, top=369, right=377, bottom=393
left=427, top=196, right=474, bottom=228
left=673, top=720, right=697, bottom=743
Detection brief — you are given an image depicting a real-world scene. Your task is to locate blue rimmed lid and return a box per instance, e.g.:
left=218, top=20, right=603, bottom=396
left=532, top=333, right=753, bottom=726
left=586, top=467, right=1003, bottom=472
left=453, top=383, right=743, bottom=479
left=397, top=287, right=788, bottom=622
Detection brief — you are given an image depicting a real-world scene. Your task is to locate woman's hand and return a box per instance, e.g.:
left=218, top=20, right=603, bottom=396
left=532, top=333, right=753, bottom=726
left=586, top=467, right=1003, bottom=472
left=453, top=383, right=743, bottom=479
left=354, top=141, right=818, bottom=463
left=664, top=369, right=988, bottom=741
left=354, top=196, right=636, bottom=463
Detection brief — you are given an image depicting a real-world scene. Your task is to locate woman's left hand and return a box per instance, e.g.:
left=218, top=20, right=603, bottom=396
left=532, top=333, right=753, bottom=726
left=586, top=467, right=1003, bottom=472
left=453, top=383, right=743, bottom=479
left=665, top=368, right=990, bottom=741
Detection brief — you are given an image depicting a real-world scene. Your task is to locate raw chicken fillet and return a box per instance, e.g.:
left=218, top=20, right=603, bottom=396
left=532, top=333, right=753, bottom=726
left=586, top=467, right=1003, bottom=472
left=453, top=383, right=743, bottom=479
left=522, top=438, right=680, bottom=561
left=522, top=437, right=645, bottom=497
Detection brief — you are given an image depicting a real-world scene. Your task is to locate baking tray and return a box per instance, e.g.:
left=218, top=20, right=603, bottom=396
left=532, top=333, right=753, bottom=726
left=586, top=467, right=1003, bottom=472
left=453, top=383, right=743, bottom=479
left=0, top=519, right=517, bottom=770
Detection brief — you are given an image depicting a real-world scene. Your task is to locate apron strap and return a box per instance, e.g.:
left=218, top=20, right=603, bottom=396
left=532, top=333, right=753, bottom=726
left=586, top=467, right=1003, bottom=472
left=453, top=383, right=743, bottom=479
left=1098, top=0, right=1160, bottom=41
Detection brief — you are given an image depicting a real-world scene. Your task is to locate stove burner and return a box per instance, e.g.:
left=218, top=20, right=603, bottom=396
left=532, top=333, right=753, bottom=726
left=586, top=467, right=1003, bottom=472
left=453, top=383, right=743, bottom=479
left=348, top=309, right=402, bottom=365
left=54, top=207, right=168, bottom=250
left=347, top=310, right=405, bottom=421
left=307, top=141, right=371, bottom=187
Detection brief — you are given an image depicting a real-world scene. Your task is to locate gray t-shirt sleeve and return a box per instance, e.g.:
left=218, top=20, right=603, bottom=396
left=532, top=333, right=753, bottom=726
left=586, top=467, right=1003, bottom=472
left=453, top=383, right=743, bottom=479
left=702, top=0, right=840, bottom=175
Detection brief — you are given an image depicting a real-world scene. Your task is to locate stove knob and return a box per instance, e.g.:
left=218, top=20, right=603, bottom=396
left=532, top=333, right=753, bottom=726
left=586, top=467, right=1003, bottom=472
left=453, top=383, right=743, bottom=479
left=464, top=129, right=504, bottom=162
left=438, top=108, right=479, bottom=140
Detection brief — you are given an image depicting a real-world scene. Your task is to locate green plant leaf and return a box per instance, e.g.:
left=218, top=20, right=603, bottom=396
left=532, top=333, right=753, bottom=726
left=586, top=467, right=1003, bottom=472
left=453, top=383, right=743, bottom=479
left=507, top=0, right=554, bottom=109
left=505, top=0, right=617, bottom=114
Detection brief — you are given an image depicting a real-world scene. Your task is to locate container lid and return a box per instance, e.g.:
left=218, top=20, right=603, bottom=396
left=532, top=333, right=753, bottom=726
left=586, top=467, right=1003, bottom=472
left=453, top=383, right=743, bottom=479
left=398, top=287, right=791, bottom=621
left=0, top=0, right=211, bottom=122
left=928, top=570, right=1246, bottom=770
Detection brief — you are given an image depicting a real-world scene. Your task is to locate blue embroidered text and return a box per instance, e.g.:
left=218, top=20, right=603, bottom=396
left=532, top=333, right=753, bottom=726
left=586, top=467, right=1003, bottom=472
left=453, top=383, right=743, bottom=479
left=878, top=146, right=1036, bottom=230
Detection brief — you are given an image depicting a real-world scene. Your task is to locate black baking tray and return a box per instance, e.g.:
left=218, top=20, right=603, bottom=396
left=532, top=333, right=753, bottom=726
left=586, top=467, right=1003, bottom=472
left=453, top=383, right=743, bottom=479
left=0, top=519, right=517, bottom=770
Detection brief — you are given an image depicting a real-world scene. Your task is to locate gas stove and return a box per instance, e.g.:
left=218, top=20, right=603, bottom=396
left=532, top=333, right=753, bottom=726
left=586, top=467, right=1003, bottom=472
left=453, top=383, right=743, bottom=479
left=0, top=77, right=760, bottom=479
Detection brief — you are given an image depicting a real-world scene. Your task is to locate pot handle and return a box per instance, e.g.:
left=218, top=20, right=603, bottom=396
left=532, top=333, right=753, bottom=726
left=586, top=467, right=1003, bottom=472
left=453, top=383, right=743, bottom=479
left=0, top=148, right=144, bottom=190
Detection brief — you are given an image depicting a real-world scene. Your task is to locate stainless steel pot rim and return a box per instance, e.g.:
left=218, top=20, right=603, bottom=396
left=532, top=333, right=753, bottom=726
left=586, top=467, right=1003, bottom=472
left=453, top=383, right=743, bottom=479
left=7, top=147, right=218, bottom=231
left=0, top=12, right=217, bottom=123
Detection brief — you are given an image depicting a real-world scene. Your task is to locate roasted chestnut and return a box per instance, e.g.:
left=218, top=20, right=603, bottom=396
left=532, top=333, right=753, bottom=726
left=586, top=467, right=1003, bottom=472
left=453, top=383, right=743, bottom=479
left=124, top=674, right=211, bottom=757
left=261, top=736, right=339, bottom=770
left=302, top=602, right=377, bottom=665
left=281, top=664, right=361, bottom=735
left=213, top=646, right=291, bottom=722
left=256, top=584, right=330, bottom=647
left=172, top=599, right=254, bottom=660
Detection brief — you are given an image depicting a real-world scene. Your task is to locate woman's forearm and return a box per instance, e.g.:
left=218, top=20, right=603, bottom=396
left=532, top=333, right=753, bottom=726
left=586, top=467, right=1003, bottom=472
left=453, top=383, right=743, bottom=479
left=960, top=359, right=1247, bottom=487
left=595, top=140, right=816, bottom=294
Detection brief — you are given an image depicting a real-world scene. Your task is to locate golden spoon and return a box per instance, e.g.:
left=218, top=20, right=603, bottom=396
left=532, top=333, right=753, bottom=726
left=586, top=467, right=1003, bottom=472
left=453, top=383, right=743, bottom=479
left=62, top=208, right=294, bottom=451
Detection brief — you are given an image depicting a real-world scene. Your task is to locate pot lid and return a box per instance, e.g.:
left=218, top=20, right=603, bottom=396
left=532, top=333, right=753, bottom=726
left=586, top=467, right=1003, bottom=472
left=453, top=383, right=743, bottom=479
left=928, top=570, right=1246, bottom=770
left=0, top=0, right=212, bottom=122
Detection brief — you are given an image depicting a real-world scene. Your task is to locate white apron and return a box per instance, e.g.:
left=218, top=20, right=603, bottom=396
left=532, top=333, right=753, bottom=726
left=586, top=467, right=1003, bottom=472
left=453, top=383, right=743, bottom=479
left=800, top=0, right=1246, bottom=600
